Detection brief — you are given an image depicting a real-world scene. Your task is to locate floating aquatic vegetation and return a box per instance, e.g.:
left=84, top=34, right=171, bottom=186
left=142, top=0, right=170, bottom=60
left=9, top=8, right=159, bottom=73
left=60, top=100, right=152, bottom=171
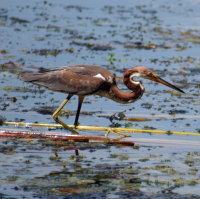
left=0, top=61, right=23, bottom=73
left=10, top=17, right=30, bottom=24
left=105, top=52, right=127, bottom=65
left=0, top=86, right=36, bottom=93
left=28, top=49, right=62, bottom=56
left=71, top=41, right=114, bottom=51
left=0, top=49, right=7, bottom=54
left=35, top=25, right=60, bottom=32
left=124, top=42, right=171, bottom=49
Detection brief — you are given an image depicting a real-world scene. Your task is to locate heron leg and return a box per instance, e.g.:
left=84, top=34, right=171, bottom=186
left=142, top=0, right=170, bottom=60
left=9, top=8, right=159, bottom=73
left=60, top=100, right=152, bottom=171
left=52, top=94, right=79, bottom=135
left=74, top=96, right=84, bottom=127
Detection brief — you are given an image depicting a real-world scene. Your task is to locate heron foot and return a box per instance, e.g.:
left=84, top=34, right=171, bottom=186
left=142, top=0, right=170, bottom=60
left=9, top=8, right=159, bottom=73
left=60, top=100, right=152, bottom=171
left=52, top=114, right=79, bottom=135
left=105, top=129, right=131, bottom=138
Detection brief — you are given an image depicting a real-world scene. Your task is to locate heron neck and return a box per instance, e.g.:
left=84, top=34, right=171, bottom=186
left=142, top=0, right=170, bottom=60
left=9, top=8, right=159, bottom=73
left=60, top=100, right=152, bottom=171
left=108, top=84, right=144, bottom=104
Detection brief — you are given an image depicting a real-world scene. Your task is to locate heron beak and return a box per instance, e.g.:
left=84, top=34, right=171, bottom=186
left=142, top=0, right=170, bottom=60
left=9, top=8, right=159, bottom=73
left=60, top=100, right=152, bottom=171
left=148, top=73, right=185, bottom=93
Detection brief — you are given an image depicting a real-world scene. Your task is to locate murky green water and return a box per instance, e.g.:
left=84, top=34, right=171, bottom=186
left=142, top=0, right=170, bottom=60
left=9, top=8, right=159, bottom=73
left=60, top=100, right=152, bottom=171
left=0, top=0, right=200, bottom=198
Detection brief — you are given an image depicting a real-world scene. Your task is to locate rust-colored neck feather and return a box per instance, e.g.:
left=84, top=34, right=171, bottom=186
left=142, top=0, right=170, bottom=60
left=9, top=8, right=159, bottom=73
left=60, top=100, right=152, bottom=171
left=97, top=69, right=145, bottom=104
left=111, top=69, right=145, bottom=103
left=108, top=83, right=144, bottom=104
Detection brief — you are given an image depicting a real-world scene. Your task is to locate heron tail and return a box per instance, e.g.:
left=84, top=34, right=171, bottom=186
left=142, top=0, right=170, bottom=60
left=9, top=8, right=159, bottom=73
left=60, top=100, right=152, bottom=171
left=20, top=72, right=44, bottom=82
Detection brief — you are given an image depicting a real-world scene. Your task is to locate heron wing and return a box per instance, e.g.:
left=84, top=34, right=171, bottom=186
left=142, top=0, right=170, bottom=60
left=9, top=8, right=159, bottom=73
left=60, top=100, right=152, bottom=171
left=20, top=65, right=114, bottom=95
left=39, top=65, right=113, bottom=77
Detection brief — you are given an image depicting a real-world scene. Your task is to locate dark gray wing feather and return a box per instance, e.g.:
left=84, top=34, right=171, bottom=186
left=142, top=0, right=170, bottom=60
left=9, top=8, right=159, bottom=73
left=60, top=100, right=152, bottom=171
left=20, top=65, right=113, bottom=95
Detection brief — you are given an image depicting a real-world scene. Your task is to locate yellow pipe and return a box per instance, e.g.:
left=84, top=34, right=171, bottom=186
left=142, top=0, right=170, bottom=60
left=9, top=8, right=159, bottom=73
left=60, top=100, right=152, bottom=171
left=2, top=121, right=200, bottom=136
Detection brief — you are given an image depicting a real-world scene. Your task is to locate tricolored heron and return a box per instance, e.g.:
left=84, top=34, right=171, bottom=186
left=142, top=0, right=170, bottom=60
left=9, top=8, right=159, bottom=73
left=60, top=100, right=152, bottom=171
left=20, top=65, right=184, bottom=135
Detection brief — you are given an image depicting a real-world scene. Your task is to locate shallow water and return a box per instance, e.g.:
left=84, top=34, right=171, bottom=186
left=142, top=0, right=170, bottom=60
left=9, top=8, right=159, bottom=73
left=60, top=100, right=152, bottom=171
left=0, top=0, right=200, bottom=198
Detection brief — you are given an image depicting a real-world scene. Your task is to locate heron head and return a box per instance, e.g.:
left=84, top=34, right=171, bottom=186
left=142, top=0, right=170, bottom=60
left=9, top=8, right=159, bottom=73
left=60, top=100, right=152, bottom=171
left=126, top=66, right=185, bottom=93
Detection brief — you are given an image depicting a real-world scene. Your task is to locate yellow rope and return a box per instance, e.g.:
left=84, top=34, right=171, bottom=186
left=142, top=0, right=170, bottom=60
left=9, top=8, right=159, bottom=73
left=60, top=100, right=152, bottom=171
left=2, top=121, right=200, bottom=136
